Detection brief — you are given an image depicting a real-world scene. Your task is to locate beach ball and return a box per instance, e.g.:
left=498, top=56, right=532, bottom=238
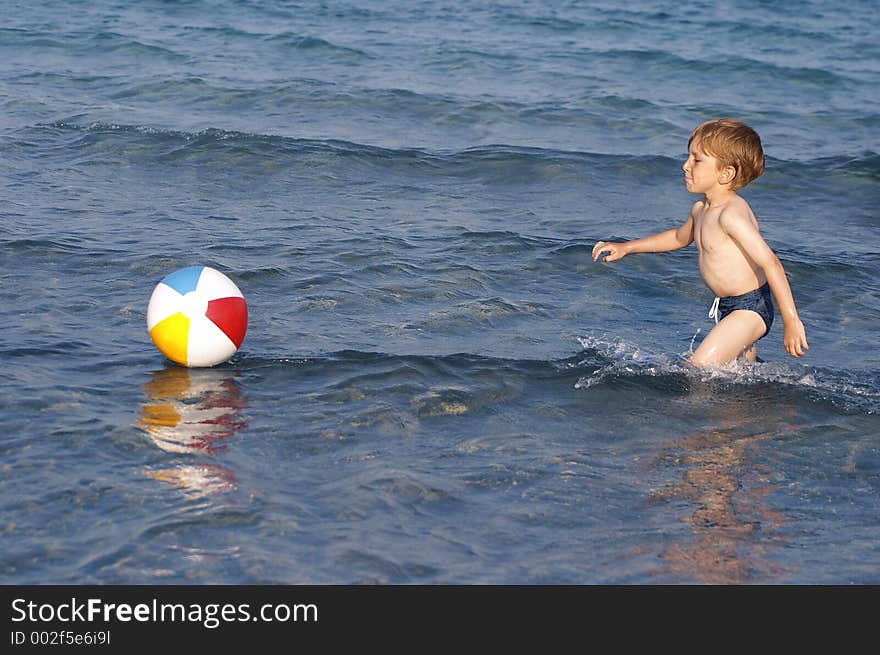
left=147, top=266, right=248, bottom=367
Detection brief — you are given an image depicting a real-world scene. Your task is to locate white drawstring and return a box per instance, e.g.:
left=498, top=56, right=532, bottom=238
left=708, top=296, right=720, bottom=324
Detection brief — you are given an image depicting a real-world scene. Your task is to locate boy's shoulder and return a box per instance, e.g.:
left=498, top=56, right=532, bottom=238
left=719, top=194, right=759, bottom=230
left=689, top=198, right=708, bottom=215
left=721, top=194, right=756, bottom=218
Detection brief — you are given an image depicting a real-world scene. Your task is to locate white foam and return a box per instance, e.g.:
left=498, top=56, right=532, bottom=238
left=573, top=334, right=880, bottom=414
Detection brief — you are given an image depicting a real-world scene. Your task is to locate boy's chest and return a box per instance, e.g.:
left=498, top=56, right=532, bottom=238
left=693, top=212, right=731, bottom=254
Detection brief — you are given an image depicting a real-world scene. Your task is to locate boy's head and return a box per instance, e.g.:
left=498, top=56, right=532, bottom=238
left=688, top=119, right=765, bottom=190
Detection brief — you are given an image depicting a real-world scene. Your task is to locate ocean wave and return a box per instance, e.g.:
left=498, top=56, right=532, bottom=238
left=44, top=119, right=874, bottom=165
left=18, top=121, right=875, bottom=188
left=1, top=28, right=185, bottom=61
left=455, top=230, right=558, bottom=252
left=2, top=340, right=93, bottom=358
left=109, top=76, right=216, bottom=102
left=237, top=343, right=879, bottom=417
left=27, top=120, right=678, bottom=174
left=552, top=45, right=855, bottom=89
left=573, top=335, right=880, bottom=416
left=0, top=28, right=67, bottom=49
left=489, top=5, right=586, bottom=33
left=768, top=152, right=880, bottom=179
left=0, top=236, right=115, bottom=257
left=87, top=31, right=187, bottom=61
left=774, top=251, right=880, bottom=282
left=262, top=32, right=372, bottom=60
left=826, top=152, right=880, bottom=178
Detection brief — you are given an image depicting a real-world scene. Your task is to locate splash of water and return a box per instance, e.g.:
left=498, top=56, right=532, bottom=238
left=573, top=334, right=879, bottom=415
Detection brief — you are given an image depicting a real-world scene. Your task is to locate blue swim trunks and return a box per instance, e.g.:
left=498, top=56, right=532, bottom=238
left=708, top=282, right=775, bottom=339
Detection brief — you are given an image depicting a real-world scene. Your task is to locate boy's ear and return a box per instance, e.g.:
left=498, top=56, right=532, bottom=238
left=718, top=165, right=738, bottom=186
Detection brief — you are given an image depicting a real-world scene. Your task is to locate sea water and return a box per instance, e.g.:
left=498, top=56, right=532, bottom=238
left=1, top=0, right=878, bottom=584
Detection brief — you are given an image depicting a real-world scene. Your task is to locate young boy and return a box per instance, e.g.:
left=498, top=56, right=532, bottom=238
left=591, top=118, right=808, bottom=368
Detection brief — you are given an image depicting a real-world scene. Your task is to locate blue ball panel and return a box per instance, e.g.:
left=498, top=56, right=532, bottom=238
left=161, top=266, right=204, bottom=296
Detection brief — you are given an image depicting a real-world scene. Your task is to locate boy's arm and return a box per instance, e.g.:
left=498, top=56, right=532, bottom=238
left=592, top=212, right=694, bottom=262
left=720, top=212, right=809, bottom=358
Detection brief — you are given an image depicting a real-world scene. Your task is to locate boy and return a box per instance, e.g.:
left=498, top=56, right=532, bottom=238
left=592, top=118, right=808, bottom=368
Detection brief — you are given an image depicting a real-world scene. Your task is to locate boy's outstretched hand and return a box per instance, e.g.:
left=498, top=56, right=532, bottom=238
left=592, top=241, right=628, bottom=262
left=783, top=319, right=809, bottom=358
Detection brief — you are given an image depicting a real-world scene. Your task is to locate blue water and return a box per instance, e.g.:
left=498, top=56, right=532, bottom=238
left=2, top=0, right=878, bottom=584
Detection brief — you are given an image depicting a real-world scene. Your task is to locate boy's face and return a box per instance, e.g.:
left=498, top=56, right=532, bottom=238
left=682, top=141, right=724, bottom=195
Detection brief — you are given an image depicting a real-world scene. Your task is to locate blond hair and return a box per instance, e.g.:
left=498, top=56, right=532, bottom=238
left=689, top=118, right=765, bottom=190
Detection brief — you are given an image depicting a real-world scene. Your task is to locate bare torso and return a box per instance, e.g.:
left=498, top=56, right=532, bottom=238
left=692, top=195, right=766, bottom=297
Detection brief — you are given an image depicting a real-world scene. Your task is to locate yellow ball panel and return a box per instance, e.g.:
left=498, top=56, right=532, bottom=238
left=149, top=311, right=190, bottom=366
